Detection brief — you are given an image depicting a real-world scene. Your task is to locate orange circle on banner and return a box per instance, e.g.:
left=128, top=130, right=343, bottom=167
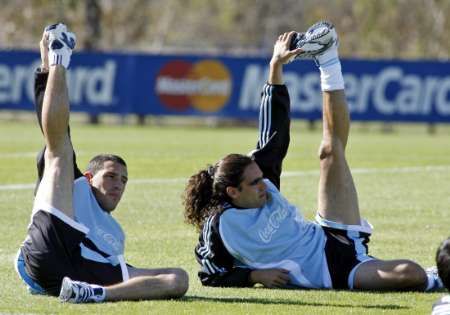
left=187, top=60, right=232, bottom=112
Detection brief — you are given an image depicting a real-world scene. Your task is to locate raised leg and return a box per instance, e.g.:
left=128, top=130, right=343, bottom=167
left=33, top=25, right=77, bottom=219
left=34, top=63, right=74, bottom=218
left=317, top=90, right=361, bottom=225
left=300, top=21, right=435, bottom=292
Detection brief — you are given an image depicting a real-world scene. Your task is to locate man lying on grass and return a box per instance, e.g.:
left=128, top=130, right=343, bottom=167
left=15, top=23, right=188, bottom=303
left=184, top=21, right=443, bottom=292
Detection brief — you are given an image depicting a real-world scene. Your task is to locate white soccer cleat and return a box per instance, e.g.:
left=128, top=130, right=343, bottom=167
left=59, top=277, right=105, bottom=303
left=44, top=23, right=76, bottom=69
left=289, top=21, right=338, bottom=63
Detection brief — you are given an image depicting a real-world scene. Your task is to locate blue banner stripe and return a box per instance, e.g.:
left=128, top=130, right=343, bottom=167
left=0, top=50, right=449, bottom=122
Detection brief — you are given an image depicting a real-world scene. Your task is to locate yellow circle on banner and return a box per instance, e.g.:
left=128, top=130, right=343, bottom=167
left=187, top=60, right=232, bottom=113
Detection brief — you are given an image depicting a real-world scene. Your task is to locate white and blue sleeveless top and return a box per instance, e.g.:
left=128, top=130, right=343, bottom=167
left=32, top=176, right=129, bottom=281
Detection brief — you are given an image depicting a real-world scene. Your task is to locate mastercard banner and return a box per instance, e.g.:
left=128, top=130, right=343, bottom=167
left=131, top=54, right=271, bottom=118
left=1, top=50, right=450, bottom=122
left=155, top=60, right=232, bottom=113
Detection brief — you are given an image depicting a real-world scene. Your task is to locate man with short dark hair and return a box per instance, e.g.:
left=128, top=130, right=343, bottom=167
left=15, top=23, right=188, bottom=303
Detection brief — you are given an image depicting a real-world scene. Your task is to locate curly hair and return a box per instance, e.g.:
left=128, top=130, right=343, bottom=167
left=183, top=154, right=254, bottom=231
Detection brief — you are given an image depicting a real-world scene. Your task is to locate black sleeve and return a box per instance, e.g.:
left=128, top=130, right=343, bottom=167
left=195, top=214, right=254, bottom=287
left=33, top=70, right=83, bottom=195
left=251, top=84, right=291, bottom=190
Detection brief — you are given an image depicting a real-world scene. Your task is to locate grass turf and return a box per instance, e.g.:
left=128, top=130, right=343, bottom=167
left=0, top=120, right=449, bottom=314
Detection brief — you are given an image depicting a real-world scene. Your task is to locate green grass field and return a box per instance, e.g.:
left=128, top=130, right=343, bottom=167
left=1, top=119, right=449, bottom=314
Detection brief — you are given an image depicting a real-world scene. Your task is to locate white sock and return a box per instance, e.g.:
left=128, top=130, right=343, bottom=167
left=315, top=45, right=339, bottom=68
left=316, top=47, right=344, bottom=92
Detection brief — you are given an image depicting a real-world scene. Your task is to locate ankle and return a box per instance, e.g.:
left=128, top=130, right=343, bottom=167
left=89, top=284, right=106, bottom=302
left=319, top=61, right=344, bottom=91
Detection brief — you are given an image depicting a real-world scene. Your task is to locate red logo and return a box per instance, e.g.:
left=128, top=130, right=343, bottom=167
left=155, top=60, right=232, bottom=112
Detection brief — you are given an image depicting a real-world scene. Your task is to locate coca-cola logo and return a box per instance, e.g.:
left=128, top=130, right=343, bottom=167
left=155, top=59, right=232, bottom=112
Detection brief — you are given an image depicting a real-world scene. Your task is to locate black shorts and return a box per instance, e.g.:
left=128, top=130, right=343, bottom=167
left=21, top=210, right=124, bottom=296
left=321, top=224, right=374, bottom=290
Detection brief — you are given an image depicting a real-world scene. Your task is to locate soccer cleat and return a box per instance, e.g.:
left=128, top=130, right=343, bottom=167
left=44, top=23, right=76, bottom=69
left=59, top=277, right=105, bottom=303
left=426, top=266, right=445, bottom=292
left=289, top=21, right=338, bottom=63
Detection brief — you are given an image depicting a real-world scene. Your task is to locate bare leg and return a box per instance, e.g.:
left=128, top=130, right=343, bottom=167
left=317, top=90, right=360, bottom=225
left=34, top=64, right=75, bottom=218
left=311, top=23, right=432, bottom=292
left=104, top=267, right=189, bottom=301
left=318, top=85, right=428, bottom=291
left=354, top=259, right=427, bottom=291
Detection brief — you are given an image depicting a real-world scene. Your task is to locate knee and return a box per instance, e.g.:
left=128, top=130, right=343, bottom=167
left=166, top=268, right=189, bottom=298
left=395, top=261, right=426, bottom=288
left=318, top=137, right=344, bottom=161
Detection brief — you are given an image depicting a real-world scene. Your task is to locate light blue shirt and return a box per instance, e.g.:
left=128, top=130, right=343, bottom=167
left=73, top=177, right=125, bottom=266
left=219, top=179, right=331, bottom=288
left=30, top=176, right=129, bottom=281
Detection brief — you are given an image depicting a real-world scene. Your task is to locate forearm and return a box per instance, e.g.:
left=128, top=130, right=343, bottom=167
left=249, top=268, right=291, bottom=288
left=268, top=60, right=284, bottom=85
left=200, top=268, right=253, bottom=287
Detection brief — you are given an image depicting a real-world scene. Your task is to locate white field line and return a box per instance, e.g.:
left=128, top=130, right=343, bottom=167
left=0, top=152, right=38, bottom=158
left=0, top=151, right=87, bottom=158
left=1, top=165, right=449, bottom=191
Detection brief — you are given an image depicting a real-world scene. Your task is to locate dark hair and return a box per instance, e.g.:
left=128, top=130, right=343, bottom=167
left=436, top=237, right=450, bottom=291
left=183, top=153, right=254, bottom=231
left=86, top=154, right=127, bottom=175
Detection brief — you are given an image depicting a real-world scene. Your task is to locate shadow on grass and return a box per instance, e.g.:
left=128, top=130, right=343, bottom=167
left=180, top=295, right=408, bottom=310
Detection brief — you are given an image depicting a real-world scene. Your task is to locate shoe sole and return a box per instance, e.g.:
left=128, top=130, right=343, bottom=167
left=59, top=277, right=73, bottom=302
left=305, top=21, right=335, bottom=42
left=291, top=21, right=337, bottom=60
